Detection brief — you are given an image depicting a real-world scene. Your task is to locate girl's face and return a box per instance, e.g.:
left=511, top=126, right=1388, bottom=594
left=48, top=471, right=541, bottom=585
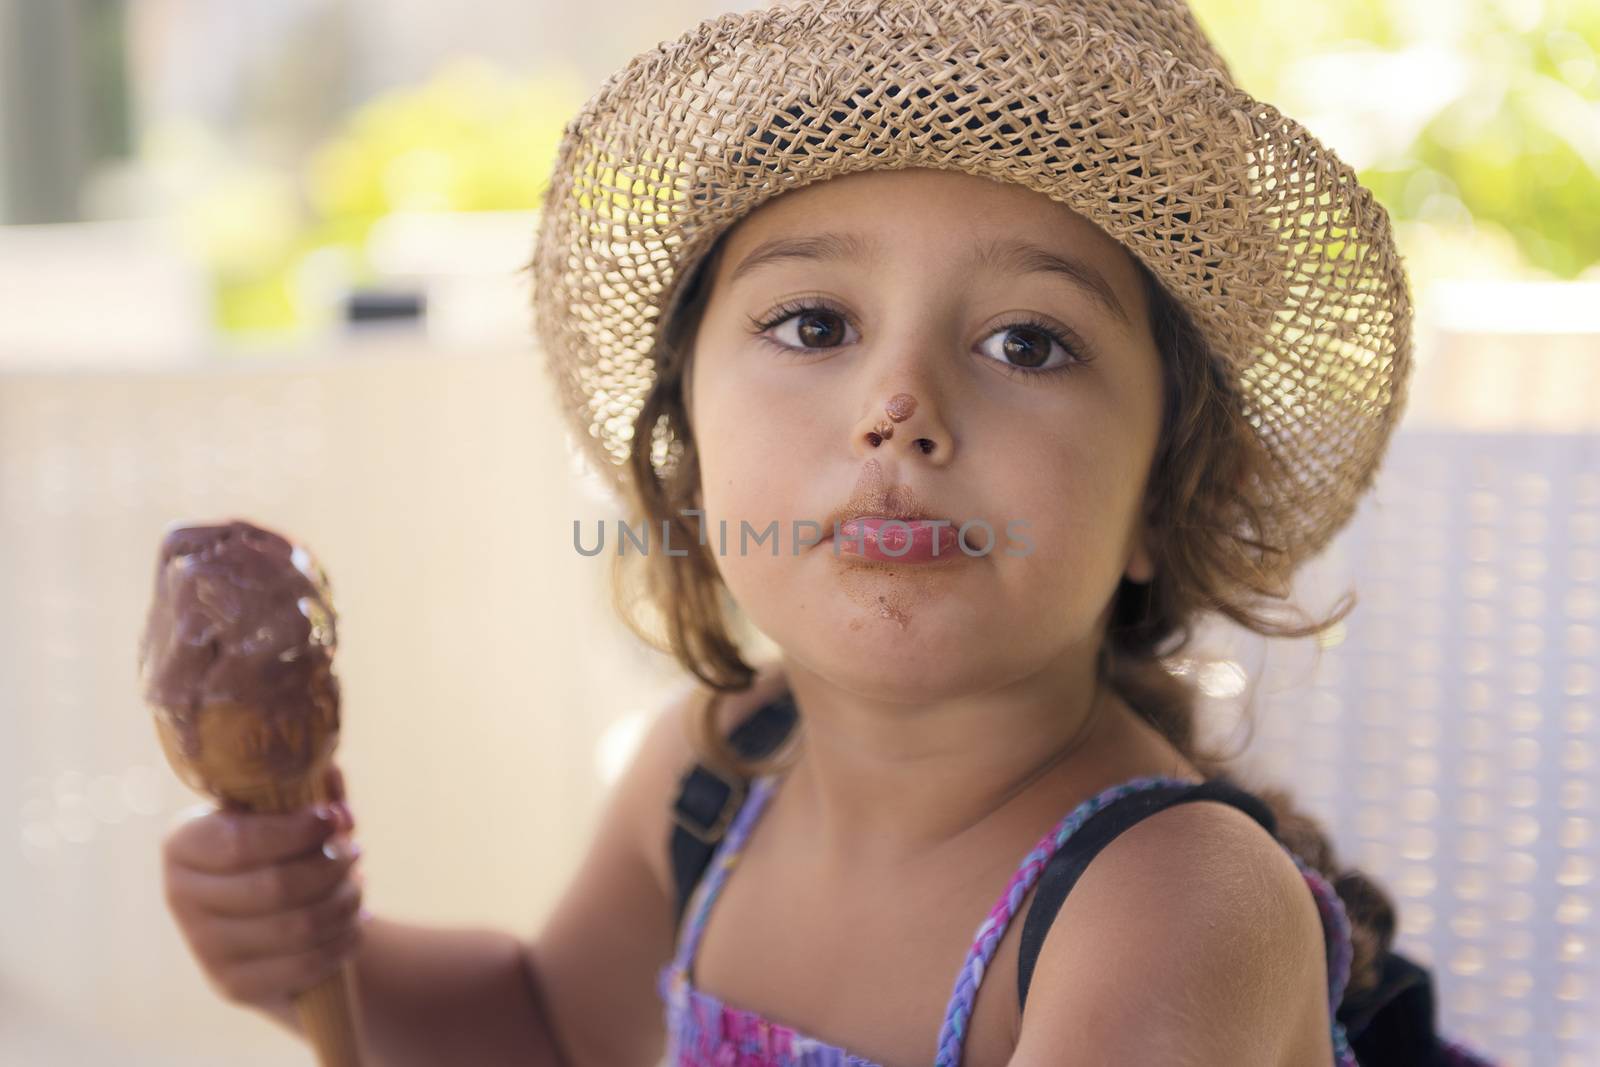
left=686, top=167, right=1164, bottom=698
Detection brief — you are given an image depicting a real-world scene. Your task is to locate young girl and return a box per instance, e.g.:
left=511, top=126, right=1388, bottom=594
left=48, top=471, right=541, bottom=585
left=161, top=1, right=1500, bottom=1064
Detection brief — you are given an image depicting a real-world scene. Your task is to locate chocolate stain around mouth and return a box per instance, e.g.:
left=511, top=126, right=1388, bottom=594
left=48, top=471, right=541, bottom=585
left=831, top=458, right=943, bottom=631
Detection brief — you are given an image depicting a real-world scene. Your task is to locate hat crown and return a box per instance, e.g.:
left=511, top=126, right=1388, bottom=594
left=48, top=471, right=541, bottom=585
left=1017, top=0, right=1235, bottom=79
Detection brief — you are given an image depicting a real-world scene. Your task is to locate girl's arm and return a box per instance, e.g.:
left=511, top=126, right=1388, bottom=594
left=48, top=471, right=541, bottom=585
left=258, top=919, right=570, bottom=1065
left=257, top=669, right=785, bottom=1067
left=531, top=664, right=790, bottom=1066
left=1007, top=800, right=1335, bottom=1067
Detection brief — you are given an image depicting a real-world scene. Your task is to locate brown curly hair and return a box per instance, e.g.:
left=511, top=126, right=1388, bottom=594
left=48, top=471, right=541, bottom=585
left=604, top=218, right=1399, bottom=1009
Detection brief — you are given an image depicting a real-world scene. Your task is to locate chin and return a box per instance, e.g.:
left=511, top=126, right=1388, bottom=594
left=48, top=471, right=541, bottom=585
left=797, top=640, right=1028, bottom=706
left=757, top=598, right=1027, bottom=702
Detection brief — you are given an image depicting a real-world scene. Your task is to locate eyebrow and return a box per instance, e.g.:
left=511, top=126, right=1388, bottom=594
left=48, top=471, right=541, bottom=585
left=727, top=231, right=1131, bottom=326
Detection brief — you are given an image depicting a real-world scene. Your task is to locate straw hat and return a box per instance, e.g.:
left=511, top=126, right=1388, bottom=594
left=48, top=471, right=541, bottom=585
left=529, top=0, right=1414, bottom=572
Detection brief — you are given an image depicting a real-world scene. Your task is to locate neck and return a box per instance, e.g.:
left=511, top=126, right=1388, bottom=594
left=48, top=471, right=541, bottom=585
left=776, top=648, right=1121, bottom=873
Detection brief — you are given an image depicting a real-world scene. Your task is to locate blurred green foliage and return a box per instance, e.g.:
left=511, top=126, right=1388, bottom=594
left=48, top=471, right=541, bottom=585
left=303, top=58, right=578, bottom=236
left=193, top=3, right=1598, bottom=336
left=197, top=57, right=584, bottom=335
left=1191, top=0, right=1600, bottom=281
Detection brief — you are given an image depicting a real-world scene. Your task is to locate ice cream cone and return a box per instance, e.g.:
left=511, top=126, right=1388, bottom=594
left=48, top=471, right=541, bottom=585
left=139, top=520, right=364, bottom=1066
left=150, top=704, right=366, bottom=1067
left=238, top=774, right=365, bottom=1067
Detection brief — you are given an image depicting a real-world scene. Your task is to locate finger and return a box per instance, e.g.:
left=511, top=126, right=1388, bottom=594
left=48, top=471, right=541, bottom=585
left=323, top=763, right=345, bottom=805
left=211, top=922, right=366, bottom=1005
left=165, top=803, right=338, bottom=875
left=168, top=835, right=362, bottom=917
left=322, top=764, right=355, bottom=834
left=169, top=800, right=221, bottom=833
left=209, top=877, right=364, bottom=964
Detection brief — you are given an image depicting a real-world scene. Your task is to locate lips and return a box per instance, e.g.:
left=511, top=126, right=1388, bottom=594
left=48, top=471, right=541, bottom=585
left=819, top=477, right=967, bottom=564
left=826, top=515, right=963, bottom=563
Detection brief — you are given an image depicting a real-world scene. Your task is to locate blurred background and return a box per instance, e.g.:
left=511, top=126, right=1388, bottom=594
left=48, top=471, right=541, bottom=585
left=0, top=0, right=1595, bottom=1063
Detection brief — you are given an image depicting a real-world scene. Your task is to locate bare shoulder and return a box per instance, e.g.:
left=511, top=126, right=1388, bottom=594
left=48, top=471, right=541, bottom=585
left=1009, top=798, right=1333, bottom=1067
left=526, top=660, right=789, bottom=1067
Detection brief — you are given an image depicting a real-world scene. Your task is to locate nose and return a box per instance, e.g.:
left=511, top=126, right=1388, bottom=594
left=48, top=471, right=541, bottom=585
left=852, top=390, right=952, bottom=462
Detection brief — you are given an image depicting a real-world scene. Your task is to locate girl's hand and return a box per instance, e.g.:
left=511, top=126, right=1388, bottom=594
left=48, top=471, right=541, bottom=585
left=160, top=763, right=368, bottom=1016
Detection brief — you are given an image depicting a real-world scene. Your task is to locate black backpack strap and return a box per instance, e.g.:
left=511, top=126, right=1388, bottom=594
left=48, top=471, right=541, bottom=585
left=1017, top=776, right=1277, bottom=1012
left=669, top=690, right=798, bottom=931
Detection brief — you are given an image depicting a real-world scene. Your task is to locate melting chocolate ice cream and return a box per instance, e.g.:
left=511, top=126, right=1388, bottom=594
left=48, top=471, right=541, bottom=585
left=138, top=520, right=341, bottom=790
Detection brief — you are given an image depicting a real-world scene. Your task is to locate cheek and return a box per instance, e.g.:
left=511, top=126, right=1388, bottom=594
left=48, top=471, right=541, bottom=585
left=982, top=418, right=1147, bottom=605
left=692, top=352, right=822, bottom=521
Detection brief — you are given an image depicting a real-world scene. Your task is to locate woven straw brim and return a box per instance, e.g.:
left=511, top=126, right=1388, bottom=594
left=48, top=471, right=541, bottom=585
left=529, top=0, right=1414, bottom=572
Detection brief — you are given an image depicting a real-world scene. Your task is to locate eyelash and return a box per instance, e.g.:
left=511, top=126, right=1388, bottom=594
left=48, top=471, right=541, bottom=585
left=744, top=296, right=1096, bottom=380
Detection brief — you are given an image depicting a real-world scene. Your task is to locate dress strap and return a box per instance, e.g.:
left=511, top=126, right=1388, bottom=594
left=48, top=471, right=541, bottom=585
left=932, top=773, right=1360, bottom=1067
left=930, top=774, right=1217, bottom=1067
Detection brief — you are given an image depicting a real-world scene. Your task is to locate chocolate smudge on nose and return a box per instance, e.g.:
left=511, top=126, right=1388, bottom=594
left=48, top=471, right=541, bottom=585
left=885, top=394, right=917, bottom=422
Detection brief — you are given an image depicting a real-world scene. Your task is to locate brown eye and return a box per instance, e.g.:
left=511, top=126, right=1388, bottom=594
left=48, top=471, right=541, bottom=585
left=976, top=319, right=1087, bottom=375
left=773, top=308, right=851, bottom=349
left=998, top=326, right=1053, bottom=368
